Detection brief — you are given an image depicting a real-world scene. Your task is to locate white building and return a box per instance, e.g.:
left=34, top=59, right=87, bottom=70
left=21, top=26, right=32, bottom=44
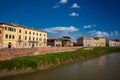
left=77, top=36, right=94, bottom=47
left=115, top=41, right=120, bottom=47
left=107, top=40, right=116, bottom=47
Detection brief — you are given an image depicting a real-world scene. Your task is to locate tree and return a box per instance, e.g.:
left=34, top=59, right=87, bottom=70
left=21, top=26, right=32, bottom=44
left=62, top=36, right=71, bottom=46
left=63, top=36, right=71, bottom=40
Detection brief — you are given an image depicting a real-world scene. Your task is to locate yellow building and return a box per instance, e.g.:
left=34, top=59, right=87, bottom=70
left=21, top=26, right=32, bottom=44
left=93, top=37, right=106, bottom=47
left=0, top=23, right=47, bottom=49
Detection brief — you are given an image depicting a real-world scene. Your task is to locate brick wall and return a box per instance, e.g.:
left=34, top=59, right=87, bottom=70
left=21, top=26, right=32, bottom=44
left=0, top=48, right=38, bottom=61
left=0, top=47, right=81, bottom=61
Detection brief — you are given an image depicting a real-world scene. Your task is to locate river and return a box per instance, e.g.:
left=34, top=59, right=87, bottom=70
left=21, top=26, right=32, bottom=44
left=1, top=53, right=120, bottom=80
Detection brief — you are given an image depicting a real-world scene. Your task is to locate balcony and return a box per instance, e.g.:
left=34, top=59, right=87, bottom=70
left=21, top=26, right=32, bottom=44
left=18, top=40, right=22, bottom=42
left=28, top=40, right=39, bottom=43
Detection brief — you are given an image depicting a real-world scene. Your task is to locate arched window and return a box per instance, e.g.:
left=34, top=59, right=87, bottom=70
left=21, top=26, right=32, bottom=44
left=19, top=29, right=21, bottom=33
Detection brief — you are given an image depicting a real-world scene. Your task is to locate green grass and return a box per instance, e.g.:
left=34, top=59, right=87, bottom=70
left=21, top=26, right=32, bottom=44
left=0, top=47, right=120, bottom=71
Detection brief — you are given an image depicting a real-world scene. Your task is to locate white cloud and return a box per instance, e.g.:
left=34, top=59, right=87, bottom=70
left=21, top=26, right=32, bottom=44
left=43, top=26, right=79, bottom=33
left=88, top=30, right=120, bottom=39
left=53, top=0, right=67, bottom=8
left=71, top=3, right=80, bottom=8
left=83, top=24, right=96, bottom=29
left=69, top=12, right=79, bottom=16
left=43, top=26, right=79, bottom=41
left=83, top=25, right=92, bottom=28
left=59, top=0, right=68, bottom=4
left=89, top=30, right=109, bottom=38
left=53, top=5, right=59, bottom=8
left=110, top=31, right=120, bottom=39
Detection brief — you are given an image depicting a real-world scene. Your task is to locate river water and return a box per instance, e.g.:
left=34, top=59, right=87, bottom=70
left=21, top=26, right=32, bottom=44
left=1, top=53, right=120, bottom=80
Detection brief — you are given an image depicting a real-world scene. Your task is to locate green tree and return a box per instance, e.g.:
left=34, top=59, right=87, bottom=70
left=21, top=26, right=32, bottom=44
left=63, top=36, right=71, bottom=40
left=62, top=36, right=71, bottom=46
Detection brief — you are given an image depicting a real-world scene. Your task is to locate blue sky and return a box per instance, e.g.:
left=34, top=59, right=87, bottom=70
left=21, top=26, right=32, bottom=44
left=0, top=0, right=120, bottom=41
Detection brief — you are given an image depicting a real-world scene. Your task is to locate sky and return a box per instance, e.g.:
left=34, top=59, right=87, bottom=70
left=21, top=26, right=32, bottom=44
left=0, top=0, right=120, bottom=41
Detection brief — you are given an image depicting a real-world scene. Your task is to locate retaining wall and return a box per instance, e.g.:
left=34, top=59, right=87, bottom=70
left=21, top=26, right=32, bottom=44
left=0, top=47, right=81, bottom=61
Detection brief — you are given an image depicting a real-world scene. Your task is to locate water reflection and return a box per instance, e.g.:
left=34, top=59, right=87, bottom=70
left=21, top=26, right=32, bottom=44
left=1, top=53, right=120, bottom=80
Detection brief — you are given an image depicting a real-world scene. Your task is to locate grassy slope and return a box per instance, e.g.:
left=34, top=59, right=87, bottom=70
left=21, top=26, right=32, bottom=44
left=0, top=47, right=120, bottom=71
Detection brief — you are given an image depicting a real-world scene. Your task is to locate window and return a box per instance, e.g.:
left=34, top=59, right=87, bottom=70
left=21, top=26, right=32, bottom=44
left=36, top=38, right=38, bottom=41
left=33, top=37, right=35, bottom=41
left=29, top=31, right=31, bottom=35
left=5, top=27, right=16, bottom=32
left=9, top=35, right=11, bottom=39
left=25, top=36, right=27, bottom=40
left=40, top=33, right=41, bottom=36
left=5, top=34, right=15, bottom=39
left=19, top=35, right=21, bottom=40
left=19, top=29, right=21, bottom=33
left=33, top=32, right=35, bottom=35
left=44, top=34, right=46, bottom=37
left=12, top=35, right=15, bottom=39
left=29, top=36, right=31, bottom=40
left=39, top=38, right=42, bottom=41
left=44, top=38, right=46, bottom=42
left=39, top=43, right=41, bottom=46
left=8, top=27, right=11, bottom=31
left=36, top=33, right=38, bottom=36
left=9, top=28, right=11, bottom=31
left=14, top=28, right=16, bottom=32
left=25, top=31, right=27, bottom=34
left=5, top=34, right=8, bottom=38
left=5, top=27, right=7, bottom=30
left=11, top=28, right=13, bottom=31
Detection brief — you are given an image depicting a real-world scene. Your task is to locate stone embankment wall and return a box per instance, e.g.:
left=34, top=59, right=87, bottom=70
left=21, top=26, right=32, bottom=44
left=0, top=47, right=81, bottom=61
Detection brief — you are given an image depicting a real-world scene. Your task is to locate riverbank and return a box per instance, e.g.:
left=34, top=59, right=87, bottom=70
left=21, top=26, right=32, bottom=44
left=0, top=47, right=120, bottom=78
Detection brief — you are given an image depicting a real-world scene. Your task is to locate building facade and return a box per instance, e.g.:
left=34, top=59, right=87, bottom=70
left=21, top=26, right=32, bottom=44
left=77, top=36, right=94, bottom=47
left=106, top=40, right=116, bottom=47
left=93, top=37, right=106, bottom=47
left=115, top=41, right=120, bottom=47
left=63, top=40, right=71, bottom=47
left=107, top=40, right=120, bottom=47
left=0, top=23, right=47, bottom=49
left=47, top=38, right=62, bottom=47
left=0, top=26, right=3, bottom=49
left=93, top=38, right=100, bottom=47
